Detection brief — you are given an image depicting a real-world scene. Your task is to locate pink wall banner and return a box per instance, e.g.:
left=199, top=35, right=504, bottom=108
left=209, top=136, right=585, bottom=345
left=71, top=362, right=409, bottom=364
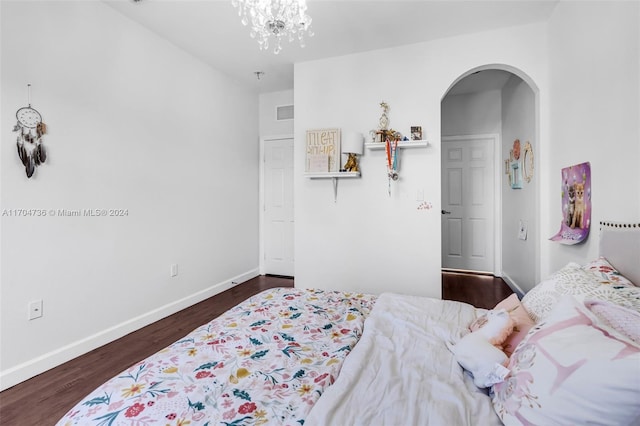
left=549, top=162, right=591, bottom=245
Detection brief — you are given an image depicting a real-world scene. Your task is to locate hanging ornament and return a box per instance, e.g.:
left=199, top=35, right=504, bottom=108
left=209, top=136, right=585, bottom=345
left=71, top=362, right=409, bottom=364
left=385, top=137, right=399, bottom=196
left=13, top=84, right=47, bottom=178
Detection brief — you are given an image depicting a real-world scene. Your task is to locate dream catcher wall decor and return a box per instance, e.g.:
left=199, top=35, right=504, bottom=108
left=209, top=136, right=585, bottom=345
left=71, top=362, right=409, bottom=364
left=13, top=84, right=47, bottom=178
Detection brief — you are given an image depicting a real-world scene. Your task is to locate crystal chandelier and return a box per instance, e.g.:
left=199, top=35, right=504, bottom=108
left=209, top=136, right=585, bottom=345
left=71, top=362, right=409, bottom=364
left=232, top=0, right=313, bottom=54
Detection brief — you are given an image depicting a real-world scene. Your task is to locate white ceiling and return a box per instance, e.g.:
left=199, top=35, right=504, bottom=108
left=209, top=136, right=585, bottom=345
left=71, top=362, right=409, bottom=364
left=105, top=0, right=558, bottom=93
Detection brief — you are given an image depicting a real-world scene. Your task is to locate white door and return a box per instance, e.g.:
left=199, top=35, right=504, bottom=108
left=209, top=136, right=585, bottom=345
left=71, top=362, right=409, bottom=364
left=264, top=138, right=294, bottom=276
left=441, top=136, right=495, bottom=272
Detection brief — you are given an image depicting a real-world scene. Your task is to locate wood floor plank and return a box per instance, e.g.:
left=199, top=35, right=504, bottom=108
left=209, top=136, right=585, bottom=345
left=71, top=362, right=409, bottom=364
left=0, top=272, right=510, bottom=425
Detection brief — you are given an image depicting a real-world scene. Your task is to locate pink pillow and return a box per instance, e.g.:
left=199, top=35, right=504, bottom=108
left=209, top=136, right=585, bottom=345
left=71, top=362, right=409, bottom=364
left=470, top=294, right=535, bottom=357
left=585, top=299, right=640, bottom=344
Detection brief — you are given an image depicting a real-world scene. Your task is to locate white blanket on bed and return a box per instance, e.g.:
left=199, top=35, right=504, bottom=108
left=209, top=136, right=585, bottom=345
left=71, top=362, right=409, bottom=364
left=306, top=293, right=502, bottom=426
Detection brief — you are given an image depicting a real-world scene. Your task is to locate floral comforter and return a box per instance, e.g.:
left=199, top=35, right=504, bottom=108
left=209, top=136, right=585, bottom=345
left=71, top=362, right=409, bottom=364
left=56, top=288, right=376, bottom=426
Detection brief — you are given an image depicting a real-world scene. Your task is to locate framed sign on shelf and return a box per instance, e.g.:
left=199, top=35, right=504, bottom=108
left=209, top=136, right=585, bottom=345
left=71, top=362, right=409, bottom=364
left=305, top=128, right=341, bottom=173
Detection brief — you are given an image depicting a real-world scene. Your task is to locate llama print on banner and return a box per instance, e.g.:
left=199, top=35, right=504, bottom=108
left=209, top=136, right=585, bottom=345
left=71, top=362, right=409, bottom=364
left=550, top=162, right=591, bottom=245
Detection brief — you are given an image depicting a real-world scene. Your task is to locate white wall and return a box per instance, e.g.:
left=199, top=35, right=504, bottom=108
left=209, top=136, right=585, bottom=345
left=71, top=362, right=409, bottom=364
left=259, top=90, right=294, bottom=136
left=441, top=90, right=502, bottom=136
left=545, top=1, right=640, bottom=275
left=502, top=77, right=537, bottom=291
left=0, top=1, right=259, bottom=389
left=294, top=1, right=640, bottom=297
left=294, top=23, right=549, bottom=298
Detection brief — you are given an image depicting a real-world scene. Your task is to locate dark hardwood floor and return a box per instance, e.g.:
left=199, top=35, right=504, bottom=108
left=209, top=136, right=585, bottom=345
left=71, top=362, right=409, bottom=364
left=0, top=272, right=511, bottom=425
left=442, top=270, right=514, bottom=309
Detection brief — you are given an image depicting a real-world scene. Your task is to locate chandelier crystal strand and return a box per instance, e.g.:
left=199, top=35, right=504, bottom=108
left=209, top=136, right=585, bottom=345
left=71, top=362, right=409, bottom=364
left=233, top=0, right=312, bottom=54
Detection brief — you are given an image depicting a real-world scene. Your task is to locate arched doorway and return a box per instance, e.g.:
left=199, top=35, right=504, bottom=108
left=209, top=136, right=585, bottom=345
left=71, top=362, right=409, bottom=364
left=441, top=65, right=539, bottom=294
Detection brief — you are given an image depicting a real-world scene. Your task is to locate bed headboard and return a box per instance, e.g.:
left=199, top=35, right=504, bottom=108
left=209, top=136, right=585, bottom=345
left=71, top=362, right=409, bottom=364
left=599, top=221, right=640, bottom=286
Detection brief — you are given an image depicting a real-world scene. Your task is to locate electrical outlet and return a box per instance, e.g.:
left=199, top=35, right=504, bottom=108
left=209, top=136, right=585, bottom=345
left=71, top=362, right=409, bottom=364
left=28, top=299, right=43, bottom=320
left=170, top=264, right=178, bottom=277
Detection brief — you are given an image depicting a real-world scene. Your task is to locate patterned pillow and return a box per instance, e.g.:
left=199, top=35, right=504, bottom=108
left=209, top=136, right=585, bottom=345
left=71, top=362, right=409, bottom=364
left=492, top=295, right=640, bottom=426
left=582, top=256, right=636, bottom=287
left=521, top=263, right=640, bottom=323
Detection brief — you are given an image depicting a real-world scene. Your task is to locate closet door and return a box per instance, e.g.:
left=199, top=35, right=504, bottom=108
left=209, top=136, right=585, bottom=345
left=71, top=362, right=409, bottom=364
left=264, top=138, right=294, bottom=276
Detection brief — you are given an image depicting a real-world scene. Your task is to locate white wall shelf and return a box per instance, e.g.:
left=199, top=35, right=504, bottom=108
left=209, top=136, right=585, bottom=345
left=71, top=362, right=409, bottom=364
left=305, top=171, right=360, bottom=202
left=365, top=140, right=430, bottom=150
left=304, top=172, right=360, bottom=179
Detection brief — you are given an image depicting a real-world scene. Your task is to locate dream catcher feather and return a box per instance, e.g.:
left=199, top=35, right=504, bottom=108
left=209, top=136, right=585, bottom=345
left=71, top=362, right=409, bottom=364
left=13, top=84, right=47, bottom=178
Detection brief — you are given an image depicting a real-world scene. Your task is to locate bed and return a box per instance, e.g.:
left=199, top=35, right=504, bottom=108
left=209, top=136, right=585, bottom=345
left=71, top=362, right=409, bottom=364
left=57, top=222, right=640, bottom=426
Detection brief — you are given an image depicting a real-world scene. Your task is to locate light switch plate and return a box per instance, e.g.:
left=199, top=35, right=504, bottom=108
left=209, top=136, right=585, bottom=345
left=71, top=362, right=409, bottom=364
left=28, top=299, right=43, bottom=320
left=518, top=221, right=528, bottom=240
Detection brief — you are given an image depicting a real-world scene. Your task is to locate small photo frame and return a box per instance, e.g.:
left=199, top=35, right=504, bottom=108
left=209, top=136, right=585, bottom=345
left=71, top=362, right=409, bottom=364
left=410, top=126, right=422, bottom=141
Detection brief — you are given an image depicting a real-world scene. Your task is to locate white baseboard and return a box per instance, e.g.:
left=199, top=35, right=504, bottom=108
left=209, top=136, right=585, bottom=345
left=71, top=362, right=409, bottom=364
left=0, top=268, right=259, bottom=391
left=501, top=273, right=526, bottom=298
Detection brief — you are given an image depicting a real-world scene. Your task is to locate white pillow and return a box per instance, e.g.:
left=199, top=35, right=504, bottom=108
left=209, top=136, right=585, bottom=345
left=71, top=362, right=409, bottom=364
left=492, top=295, right=640, bottom=426
left=522, top=262, right=640, bottom=323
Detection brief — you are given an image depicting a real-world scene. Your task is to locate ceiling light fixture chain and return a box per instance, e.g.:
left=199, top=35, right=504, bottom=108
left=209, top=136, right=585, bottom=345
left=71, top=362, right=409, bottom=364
left=232, top=0, right=313, bottom=54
